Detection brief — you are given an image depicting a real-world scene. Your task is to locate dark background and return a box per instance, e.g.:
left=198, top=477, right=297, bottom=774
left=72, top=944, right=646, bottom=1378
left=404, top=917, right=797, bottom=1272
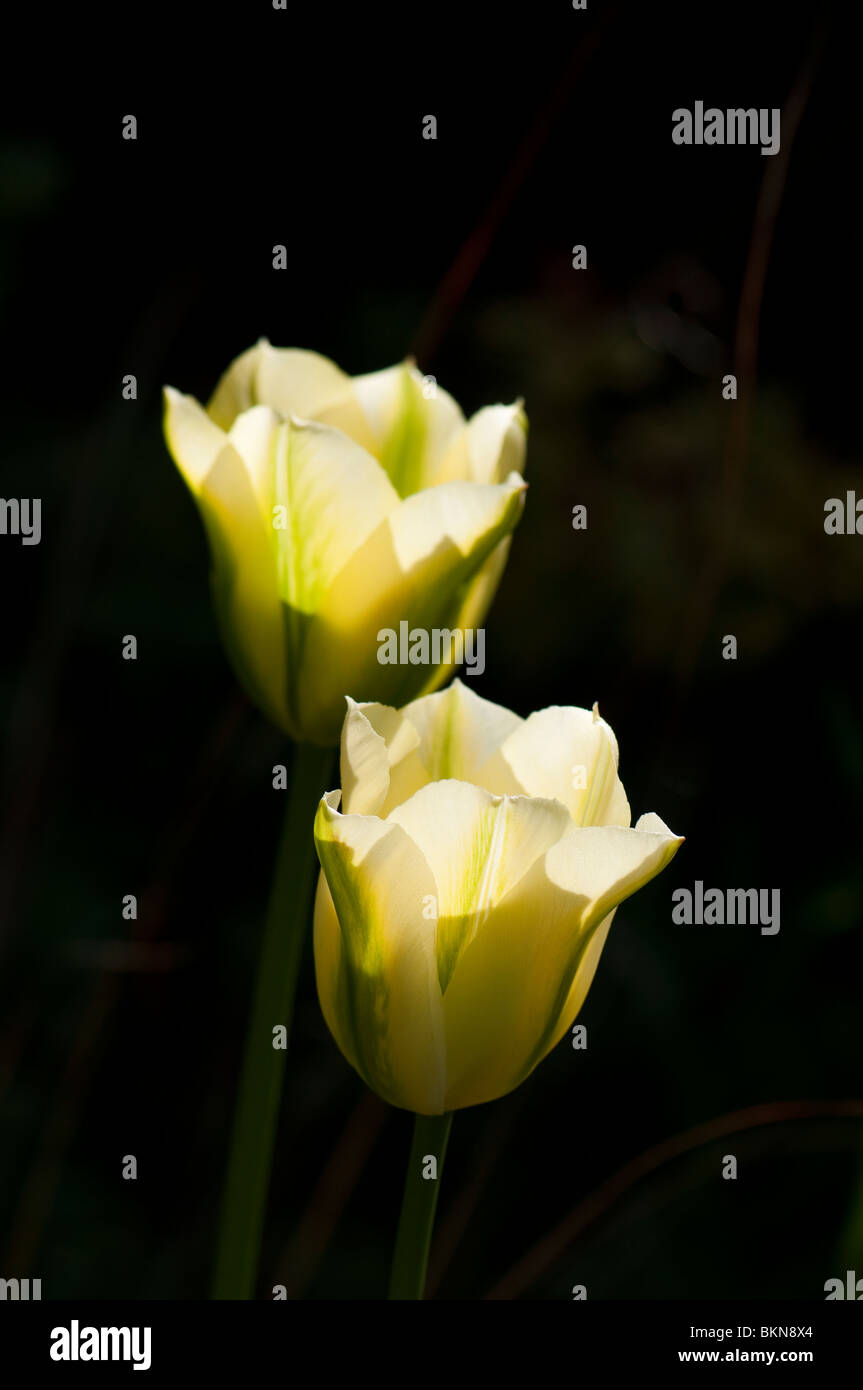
left=1, top=1, right=861, bottom=1299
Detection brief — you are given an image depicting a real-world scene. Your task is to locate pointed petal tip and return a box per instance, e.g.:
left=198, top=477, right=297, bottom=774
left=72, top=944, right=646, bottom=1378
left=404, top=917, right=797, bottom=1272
left=162, top=384, right=192, bottom=413
left=502, top=470, right=528, bottom=492
left=634, top=810, right=684, bottom=840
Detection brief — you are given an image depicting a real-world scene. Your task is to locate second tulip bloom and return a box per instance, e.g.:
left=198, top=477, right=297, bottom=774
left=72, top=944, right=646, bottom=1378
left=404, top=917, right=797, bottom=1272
left=163, top=343, right=527, bottom=744
left=314, top=682, right=683, bottom=1114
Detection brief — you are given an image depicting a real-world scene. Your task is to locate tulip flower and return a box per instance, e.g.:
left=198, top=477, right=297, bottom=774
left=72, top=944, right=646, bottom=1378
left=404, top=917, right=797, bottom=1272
left=314, top=681, right=683, bottom=1115
left=163, top=342, right=527, bottom=745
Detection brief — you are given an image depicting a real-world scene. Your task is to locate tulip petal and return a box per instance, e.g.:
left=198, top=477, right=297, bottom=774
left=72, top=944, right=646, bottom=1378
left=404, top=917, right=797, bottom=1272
left=520, top=813, right=682, bottom=1064
left=208, top=341, right=377, bottom=449
left=298, top=475, right=527, bottom=742
left=388, top=781, right=572, bottom=994
left=163, top=388, right=289, bottom=728
left=401, top=679, right=523, bottom=785
left=206, top=341, right=267, bottom=430
left=543, top=813, right=682, bottom=940
left=339, top=698, right=429, bottom=816
left=352, top=362, right=467, bottom=495
left=440, top=851, right=590, bottom=1110
left=254, top=344, right=379, bottom=452
left=214, top=408, right=399, bottom=736
left=314, top=792, right=445, bottom=1113
left=481, top=705, right=631, bottom=827
left=452, top=533, right=512, bottom=620
left=339, top=700, right=391, bottom=816
left=313, top=871, right=355, bottom=1068
left=441, top=815, right=681, bottom=1109
left=226, top=408, right=400, bottom=613
left=164, top=385, right=233, bottom=494
left=442, top=402, right=528, bottom=485
left=253, top=344, right=350, bottom=415
left=543, top=909, right=617, bottom=1055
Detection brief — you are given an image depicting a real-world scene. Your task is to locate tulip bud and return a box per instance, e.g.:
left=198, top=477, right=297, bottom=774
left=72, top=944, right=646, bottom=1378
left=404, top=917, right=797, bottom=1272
left=163, top=343, right=527, bottom=744
left=314, top=682, right=684, bottom=1114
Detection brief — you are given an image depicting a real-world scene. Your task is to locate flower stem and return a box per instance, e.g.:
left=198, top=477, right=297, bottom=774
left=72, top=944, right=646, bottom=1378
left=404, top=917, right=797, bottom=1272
left=212, top=740, right=334, bottom=1299
left=388, top=1112, right=453, bottom=1299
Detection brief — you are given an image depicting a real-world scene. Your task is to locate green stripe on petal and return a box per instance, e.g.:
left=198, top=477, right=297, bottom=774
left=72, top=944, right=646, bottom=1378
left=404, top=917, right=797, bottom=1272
left=314, top=793, right=446, bottom=1114
left=313, top=871, right=361, bottom=1078
left=388, top=782, right=571, bottom=995
left=223, top=410, right=400, bottom=736
left=227, top=409, right=399, bottom=614
left=401, top=679, right=523, bottom=785
left=442, top=535, right=513, bottom=652
left=542, top=908, right=617, bottom=1056
left=352, top=363, right=468, bottom=495
left=375, top=366, right=429, bottom=497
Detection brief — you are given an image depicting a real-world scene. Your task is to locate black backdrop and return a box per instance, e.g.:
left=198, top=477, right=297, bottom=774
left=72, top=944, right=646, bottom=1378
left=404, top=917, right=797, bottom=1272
left=1, top=0, right=861, bottom=1301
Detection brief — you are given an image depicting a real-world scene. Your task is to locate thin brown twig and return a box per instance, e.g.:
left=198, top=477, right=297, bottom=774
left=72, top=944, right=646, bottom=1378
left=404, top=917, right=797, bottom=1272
left=486, top=1098, right=863, bottom=1300
left=410, top=14, right=612, bottom=367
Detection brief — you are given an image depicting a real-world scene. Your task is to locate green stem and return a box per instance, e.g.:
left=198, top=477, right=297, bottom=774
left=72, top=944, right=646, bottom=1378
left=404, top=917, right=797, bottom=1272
left=389, top=1112, right=453, bottom=1299
left=212, top=740, right=334, bottom=1299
